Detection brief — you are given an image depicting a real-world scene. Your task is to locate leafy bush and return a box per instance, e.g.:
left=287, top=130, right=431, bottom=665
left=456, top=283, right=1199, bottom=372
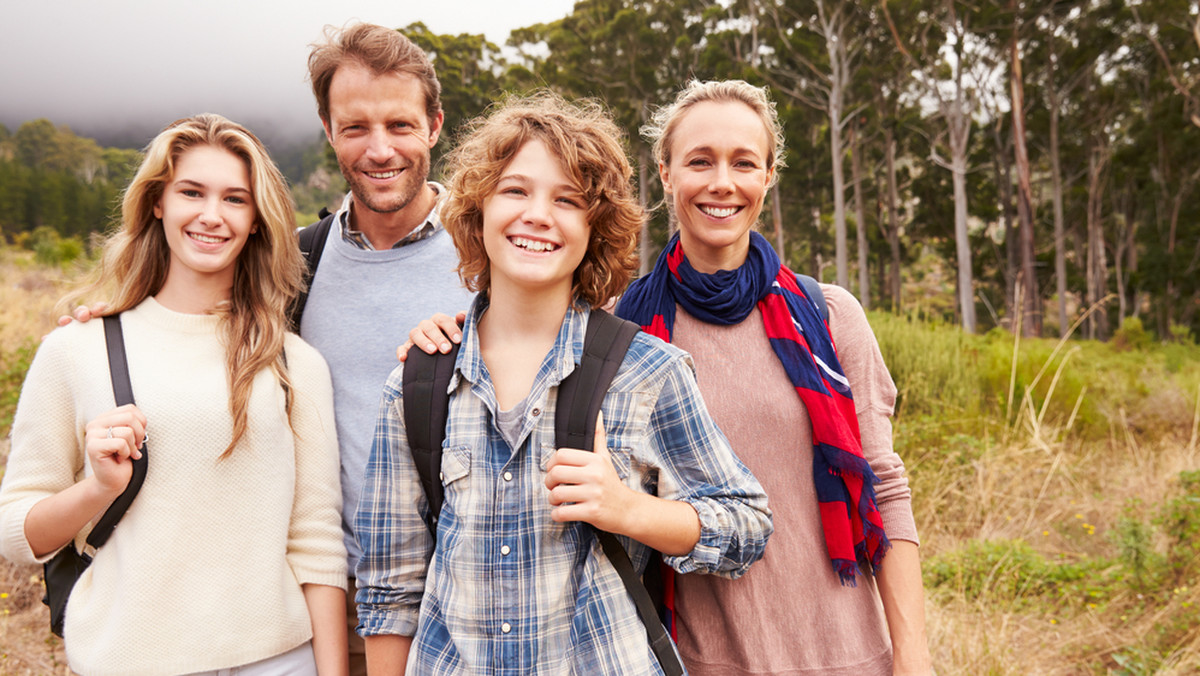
left=0, top=340, right=35, bottom=435
left=1113, top=316, right=1152, bottom=351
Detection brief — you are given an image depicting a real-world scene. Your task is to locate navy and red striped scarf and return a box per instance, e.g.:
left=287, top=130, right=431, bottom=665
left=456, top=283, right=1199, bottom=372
left=617, top=232, right=891, bottom=588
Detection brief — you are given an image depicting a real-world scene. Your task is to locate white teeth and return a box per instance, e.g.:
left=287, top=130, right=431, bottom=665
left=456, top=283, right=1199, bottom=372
left=189, top=233, right=225, bottom=244
left=366, top=169, right=400, bottom=179
left=511, top=236, right=559, bottom=252
left=700, top=205, right=739, bottom=218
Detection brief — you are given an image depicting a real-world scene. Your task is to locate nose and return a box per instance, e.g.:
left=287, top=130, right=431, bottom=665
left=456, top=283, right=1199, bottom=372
left=364, top=127, right=395, bottom=164
left=522, top=194, right=553, bottom=226
left=198, top=197, right=223, bottom=227
left=708, top=162, right=735, bottom=194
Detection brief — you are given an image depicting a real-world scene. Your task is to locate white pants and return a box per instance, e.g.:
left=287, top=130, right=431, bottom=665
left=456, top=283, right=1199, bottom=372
left=181, top=641, right=316, bottom=676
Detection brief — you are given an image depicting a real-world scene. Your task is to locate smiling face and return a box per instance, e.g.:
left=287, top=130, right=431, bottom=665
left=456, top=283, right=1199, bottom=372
left=323, top=62, right=443, bottom=221
left=660, top=100, right=774, bottom=274
left=481, top=139, right=591, bottom=302
left=154, top=144, right=255, bottom=295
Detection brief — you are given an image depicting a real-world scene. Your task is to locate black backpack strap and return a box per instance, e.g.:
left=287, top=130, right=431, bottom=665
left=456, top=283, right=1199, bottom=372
left=86, top=315, right=148, bottom=550
left=402, top=343, right=459, bottom=536
left=796, top=273, right=829, bottom=323
left=556, top=310, right=683, bottom=676
left=289, top=208, right=336, bottom=332
left=554, top=309, right=641, bottom=451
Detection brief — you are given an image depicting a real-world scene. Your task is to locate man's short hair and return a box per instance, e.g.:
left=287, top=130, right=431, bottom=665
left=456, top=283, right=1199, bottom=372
left=308, top=22, right=442, bottom=128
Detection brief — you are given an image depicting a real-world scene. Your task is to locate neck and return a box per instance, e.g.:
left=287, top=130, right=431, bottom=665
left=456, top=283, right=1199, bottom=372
left=350, top=184, right=436, bottom=249
left=154, top=271, right=231, bottom=314
left=678, top=232, right=751, bottom=274
left=478, top=281, right=573, bottom=349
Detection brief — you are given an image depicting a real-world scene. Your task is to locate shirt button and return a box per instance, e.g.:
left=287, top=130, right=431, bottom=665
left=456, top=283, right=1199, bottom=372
left=501, top=622, right=512, bottom=634
left=531, top=408, right=541, bottom=416
left=503, top=471, right=513, bottom=482
left=500, top=544, right=511, bottom=556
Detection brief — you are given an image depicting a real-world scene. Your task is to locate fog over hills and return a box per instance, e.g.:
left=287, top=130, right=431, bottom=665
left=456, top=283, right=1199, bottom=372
left=2, top=0, right=575, bottom=154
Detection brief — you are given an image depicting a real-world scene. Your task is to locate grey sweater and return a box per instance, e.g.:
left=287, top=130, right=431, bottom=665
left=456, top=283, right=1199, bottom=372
left=300, top=222, right=474, bottom=572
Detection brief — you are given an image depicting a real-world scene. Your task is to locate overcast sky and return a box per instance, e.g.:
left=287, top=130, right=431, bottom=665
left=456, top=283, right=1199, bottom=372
left=0, top=0, right=577, bottom=147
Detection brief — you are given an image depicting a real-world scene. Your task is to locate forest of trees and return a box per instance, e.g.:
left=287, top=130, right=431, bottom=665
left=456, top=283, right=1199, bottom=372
left=4, top=0, right=1199, bottom=341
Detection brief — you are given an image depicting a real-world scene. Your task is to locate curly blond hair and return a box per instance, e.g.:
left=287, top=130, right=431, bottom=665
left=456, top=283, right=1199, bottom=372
left=441, top=91, right=644, bottom=308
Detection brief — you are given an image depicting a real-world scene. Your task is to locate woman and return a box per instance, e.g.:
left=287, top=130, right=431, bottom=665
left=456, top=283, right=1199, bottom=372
left=354, top=92, right=771, bottom=674
left=406, top=81, right=932, bottom=676
left=0, top=114, right=348, bottom=675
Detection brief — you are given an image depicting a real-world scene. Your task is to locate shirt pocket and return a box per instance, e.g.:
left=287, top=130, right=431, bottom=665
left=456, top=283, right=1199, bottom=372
left=437, top=445, right=474, bottom=535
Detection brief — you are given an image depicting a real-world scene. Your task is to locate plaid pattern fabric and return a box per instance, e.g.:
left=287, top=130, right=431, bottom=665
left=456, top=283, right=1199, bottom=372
left=334, top=182, right=445, bottom=250
left=355, top=300, right=772, bottom=675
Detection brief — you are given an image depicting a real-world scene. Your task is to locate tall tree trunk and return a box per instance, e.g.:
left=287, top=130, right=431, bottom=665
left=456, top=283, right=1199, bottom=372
left=771, top=182, right=785, bottom=260
left=1047, top=75, right=1069, bottom=337
left=884, top=126, right=902, bottom=311
left=850, top=121, right=870, bottom=308
left=991, top=120, right=1018, bottom=325
left=638, top=145, right=651, bottom=276
left=1010, top=14, right=1040, bottom=336
left=952, top=149, right=975, bottom=333
left=1085, top=145, right=1110, bottom=340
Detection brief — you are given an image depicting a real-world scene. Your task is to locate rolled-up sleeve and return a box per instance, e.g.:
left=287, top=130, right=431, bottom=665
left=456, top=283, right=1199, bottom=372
left=645, top=353, right=773, bottom=578
left=354, top=364, right=435, bottom=637
left=826, top=285, right=919, bottom=545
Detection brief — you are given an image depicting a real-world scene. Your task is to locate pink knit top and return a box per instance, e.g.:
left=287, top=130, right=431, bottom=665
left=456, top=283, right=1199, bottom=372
left=670, top=283, right=918, bottom=676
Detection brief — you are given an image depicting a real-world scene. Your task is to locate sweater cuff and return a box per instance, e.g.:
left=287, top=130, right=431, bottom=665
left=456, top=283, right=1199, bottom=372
left=0, top=498, right=63, bottom=565
left=293, top=566, right=350, bottom=591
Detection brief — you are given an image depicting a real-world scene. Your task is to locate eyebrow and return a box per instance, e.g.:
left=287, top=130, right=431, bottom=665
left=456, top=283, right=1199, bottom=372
left=498, top=173, right=581, bottom=193
left=175, top=179, right=251, bottom=194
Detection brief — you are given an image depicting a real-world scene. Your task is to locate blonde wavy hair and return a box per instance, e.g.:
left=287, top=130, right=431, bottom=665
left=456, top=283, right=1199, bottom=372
left=64, top=113, right=304, bottom=458
left=441, top=91, right=643, bottom=308
left=642, top=79, right=787, bottom=189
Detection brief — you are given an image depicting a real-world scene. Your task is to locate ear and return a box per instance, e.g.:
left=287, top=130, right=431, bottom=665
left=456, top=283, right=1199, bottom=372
left=765, top=165, right=776, bottom=189
left=658, top=161, right=673, bottom=196
left=428, top=109, right=445, bottom=149
left=321, top=117, right=334, bottom=146
left=153, top=197, right=163, bottom=220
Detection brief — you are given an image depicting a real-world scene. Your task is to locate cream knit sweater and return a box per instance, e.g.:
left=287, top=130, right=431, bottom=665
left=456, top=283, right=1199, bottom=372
left=0, top=297, right=346, bottom=675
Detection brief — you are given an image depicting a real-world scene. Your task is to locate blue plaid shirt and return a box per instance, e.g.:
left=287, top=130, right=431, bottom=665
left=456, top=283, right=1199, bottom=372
left=355, top=299, right=772, bottom=675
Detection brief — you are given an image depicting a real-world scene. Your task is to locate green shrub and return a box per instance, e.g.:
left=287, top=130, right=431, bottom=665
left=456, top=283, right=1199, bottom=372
left=1, top=340, right=36, bottom=435
left=923, top=538, right=1095, bottom=607
left=1113, top=316, right=1153, bottom=351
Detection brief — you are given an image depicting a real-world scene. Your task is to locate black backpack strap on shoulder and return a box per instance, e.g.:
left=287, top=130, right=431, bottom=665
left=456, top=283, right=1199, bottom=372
left=289, top=208, right=336, bottom=332
left=87, top=315, right=148, bottom=550
left=402, top=344, right=460, bottom=536
left=554, top=309, right=641, bottom=451
left=556, top=310, right=683, bottom=676
left=797, top=273, right=829, bottom=323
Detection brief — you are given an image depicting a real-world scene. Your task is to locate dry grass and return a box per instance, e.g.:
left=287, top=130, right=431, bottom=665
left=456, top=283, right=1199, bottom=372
left=0, top=250, right=71, bottom=355
left=2, top=251, right=1199, bottom=674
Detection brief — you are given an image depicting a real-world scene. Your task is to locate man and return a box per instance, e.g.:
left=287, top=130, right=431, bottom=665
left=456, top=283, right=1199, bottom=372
left=301, top=23, right=474, bottom=674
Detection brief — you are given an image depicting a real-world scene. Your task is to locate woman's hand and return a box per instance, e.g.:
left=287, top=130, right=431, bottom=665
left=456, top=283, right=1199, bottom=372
left=395, top=311, right=467, bottom=362
left=84, top=404, right=148, bottom=497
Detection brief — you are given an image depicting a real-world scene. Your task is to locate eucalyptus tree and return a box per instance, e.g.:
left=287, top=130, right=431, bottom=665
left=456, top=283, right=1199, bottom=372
left=759, top=0, right=873, bottom=291
left=883, top=0, right=998, bottom=333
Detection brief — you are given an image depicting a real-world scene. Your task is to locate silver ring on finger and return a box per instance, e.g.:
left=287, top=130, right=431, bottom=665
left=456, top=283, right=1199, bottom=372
left=106, top=426, right=113, bottom=439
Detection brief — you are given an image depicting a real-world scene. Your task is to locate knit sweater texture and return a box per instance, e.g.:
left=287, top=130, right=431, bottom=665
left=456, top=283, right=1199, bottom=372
left=299, top=222, right=473, bottom=573
left=0, top=297, right=346, bottom=675
left=671, top=284, right=918, bottom=676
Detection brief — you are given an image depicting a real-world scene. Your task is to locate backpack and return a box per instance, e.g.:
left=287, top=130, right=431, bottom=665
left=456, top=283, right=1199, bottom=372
left=402, top=309, right=683, bottom=676
left=289, top=207, right=336, bottom=332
